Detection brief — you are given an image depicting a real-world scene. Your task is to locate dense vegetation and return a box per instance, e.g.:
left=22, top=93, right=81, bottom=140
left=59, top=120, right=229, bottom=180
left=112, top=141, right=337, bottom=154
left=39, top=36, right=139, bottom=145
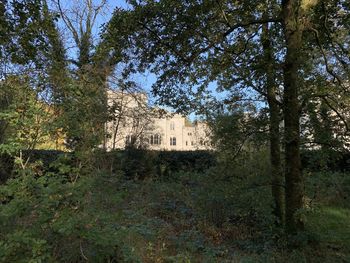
left=1, top=0, right=350, bottom=262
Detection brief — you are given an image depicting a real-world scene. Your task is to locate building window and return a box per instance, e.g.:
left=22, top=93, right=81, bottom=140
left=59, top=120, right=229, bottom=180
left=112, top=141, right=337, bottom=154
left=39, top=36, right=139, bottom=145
left=154, top=134, right=161, bottom=145
left=155, top=134, right=162, bottom=145
left=191, top=141, right=194, bottom=146
left=150, top=134, right=161, bottom=145
left=170, top=122, right=175, bottom=130
left=170, top=137, right=176, bottom=146
left=186, top=141, right=188, bottom=146
left=188, top=132, right=192, bottom=136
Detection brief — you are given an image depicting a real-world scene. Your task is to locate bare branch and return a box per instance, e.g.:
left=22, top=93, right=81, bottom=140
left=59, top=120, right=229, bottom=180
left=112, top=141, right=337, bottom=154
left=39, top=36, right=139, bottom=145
left=57, top=0, right=81, bottom=46
left=322, top=95, right=350, bottom=133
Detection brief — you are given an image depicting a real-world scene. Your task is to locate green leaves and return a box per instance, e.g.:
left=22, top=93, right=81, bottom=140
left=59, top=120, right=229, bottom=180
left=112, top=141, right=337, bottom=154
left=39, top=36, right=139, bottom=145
left=0, top=231, right=52, bottom=263
left=0, top=164, right=131, bottom=262
left=104, top=0, right=282, bottom=113
left=0, top=76, right=55, bottom=156
left=1, top=1, right=52, bottom=68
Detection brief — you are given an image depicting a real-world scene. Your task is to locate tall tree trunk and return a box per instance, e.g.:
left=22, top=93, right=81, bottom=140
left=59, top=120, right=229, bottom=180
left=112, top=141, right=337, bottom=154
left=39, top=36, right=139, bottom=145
left=268, top=92, right=285, bottom=226
left=282, top=0, right=305, bottom=233
left=261, top=22, right=285, bottom=226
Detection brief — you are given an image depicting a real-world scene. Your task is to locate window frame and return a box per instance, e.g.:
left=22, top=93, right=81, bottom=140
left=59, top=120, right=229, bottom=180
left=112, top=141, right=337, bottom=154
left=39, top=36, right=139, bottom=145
left=170, top=122, right=175, bottom=130
left=170, top=137, right=176, bottom=146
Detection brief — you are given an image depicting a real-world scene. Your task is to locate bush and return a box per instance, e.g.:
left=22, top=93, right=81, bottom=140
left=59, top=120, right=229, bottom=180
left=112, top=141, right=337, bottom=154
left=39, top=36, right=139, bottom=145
left=156, top=150, right=216, bottom=174
left=197, top=150, right=275, bottom=228
left=301, top=149, right=350, bottom=172
left=0, top=150, right=67, bottom=184
left=0, top=149, right=217, bottom=187
left=22, top=150, right=66, bottom=168
left=121, top=147, right=157, bottom=179
left=305, top=171, right=350, bottom=208
left=0, top=161, right=141, bottom=262
left=93, top=149, right=217, bottom=179
left=0, top=153, right=14, bottom=184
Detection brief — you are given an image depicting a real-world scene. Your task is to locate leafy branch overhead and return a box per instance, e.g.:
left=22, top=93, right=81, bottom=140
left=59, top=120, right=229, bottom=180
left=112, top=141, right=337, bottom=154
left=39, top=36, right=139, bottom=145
left=104, top=0, right=350, bottom=232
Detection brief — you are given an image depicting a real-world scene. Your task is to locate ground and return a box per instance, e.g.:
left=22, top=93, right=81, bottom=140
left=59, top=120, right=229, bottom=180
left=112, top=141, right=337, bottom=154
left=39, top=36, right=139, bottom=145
left=1, top=163, right=349, bottom=262
left=92, top=171, right=350, bottom=262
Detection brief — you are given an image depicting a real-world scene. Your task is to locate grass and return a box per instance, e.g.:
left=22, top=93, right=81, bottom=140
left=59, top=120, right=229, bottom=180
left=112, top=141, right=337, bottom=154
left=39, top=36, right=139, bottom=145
left=306, top=206, right=350, bottom=262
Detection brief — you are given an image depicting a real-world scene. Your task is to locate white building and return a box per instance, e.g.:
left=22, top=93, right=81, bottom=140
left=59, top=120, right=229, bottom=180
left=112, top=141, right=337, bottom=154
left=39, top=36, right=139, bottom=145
left=104, top=89, right=211, bottom=151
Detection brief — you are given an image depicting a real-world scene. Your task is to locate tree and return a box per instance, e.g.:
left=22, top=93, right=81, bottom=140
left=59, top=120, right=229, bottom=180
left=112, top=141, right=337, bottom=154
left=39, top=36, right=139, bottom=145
left=106, top=85, right=153, bottom=150
left=261, top=11, right=285, bottom=225
left=0, top=0, right=65, bottom=148
left=103, top=0, right=347, bottom=233
left=281, top=0, right=349, bottom=232
left=0, top=0, right=69, bottom=179
left=105, top=0, right=288, bottom=224
left=103, top=0, right=288, bottom=229
left=50, top=0, right=136, bottom=153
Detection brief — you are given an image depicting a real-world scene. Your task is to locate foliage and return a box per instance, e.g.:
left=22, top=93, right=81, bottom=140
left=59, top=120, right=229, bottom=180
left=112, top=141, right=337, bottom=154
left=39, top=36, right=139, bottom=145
left=0, top=1, right=350, bottom=261
left=0, top=149, right=350, bottom=262
left=0, top=0, right=55, bottom=69
left=0, top=153, right=14, bottom=184
left=307, top=206, right=350, bottom=262
left=104, top=0, right=281, bottom=112
left=57, top=76, right=107, bottom=153
left=0, top=161, right=138, bottom=262
left=302, top=149, right=350, bottom=172
left=98, top=149, right=217, bottom=180
left=0, top=74, right=64, bottom=185
left=1, top=149, right=217, bottom=182
left=305, top=171, right=350, bottom=208
left=208, top=109, right=268, bottom=160
left=0, top=76, right=54, bottom=155
left=155, top=150, right=216, bottom=174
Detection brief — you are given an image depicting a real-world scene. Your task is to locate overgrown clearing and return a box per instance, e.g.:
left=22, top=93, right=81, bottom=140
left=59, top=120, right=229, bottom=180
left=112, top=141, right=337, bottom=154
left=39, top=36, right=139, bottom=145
left=1, top=0, right=350, bottom=262
left=114, top=174, right=350, bottom=262
left=1, top=151, right=349, bottom=262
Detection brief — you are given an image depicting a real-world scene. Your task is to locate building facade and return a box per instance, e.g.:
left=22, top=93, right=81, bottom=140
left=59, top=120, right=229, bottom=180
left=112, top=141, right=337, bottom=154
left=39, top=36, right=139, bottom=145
left=104, top=90, right=211, bottom=151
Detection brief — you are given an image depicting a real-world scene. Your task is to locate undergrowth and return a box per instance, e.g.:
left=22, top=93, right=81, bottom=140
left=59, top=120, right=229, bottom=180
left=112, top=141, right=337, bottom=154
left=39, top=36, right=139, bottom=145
left=0, top=154, right=349, bottom=262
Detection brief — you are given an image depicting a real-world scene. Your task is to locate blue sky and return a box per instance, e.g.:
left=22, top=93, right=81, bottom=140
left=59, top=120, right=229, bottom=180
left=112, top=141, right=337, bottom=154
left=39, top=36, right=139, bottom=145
left=55, top=0, right=157, bottom=98
left=54, top=0, right=225, bottom=119
left=103, top=1, right=158, bottom=99
left=97, top=0, right=158, bottom=101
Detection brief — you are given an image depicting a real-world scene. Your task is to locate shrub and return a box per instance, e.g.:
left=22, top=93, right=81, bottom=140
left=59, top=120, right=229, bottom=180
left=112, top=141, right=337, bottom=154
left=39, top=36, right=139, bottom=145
left=0, top=153, right=14, bottom=184
left=301, top=149, right=350, bottom=172
left=10, top=149, right=217, bottom=180
left=0, top=160, right=141, bottom=262
left=305, top=171, right=350, bottom=208
left=155, top=150, right=217, bottom=174
left=92, top=149, right=217, bottom=179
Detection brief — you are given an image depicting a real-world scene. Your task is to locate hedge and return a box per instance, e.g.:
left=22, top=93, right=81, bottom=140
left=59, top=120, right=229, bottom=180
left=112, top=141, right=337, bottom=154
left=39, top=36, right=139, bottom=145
left=2, top=148, right=348, bottom=183
left=0, top=149, right=217, bottom=181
